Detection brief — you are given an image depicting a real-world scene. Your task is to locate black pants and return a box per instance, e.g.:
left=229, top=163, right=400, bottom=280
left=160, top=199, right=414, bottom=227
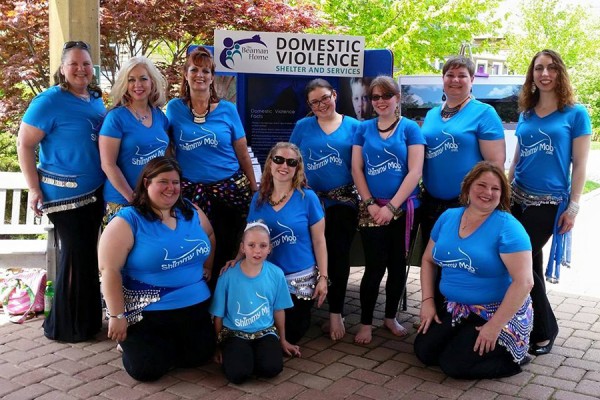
left=420, top=193, right=461, bottom=315
left=285, top=294, right=315, bottom=344
left=121, top=300, right=215, bottom=382
left=324, top=204, right=357, bottom=314
left=45, top=193, right=103, bottom=343
left=359, top=215, right=412, bottom=325
left=511, top=203, right=559, bottom=343
left=221, top=334, right=283, bottom=384
left=414, top=311, right=521, bottom=379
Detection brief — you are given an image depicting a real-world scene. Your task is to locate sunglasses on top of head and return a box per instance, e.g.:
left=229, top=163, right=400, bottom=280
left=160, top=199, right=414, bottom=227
left=63, top=41, right=90, bottom=50
left=271, top=155, right=299, bottom=167
left=370, top=93, right=395, bottom=101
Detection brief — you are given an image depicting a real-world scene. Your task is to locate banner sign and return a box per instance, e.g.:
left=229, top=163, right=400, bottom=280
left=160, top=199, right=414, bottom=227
left=214, top=30, right=365, bottom=77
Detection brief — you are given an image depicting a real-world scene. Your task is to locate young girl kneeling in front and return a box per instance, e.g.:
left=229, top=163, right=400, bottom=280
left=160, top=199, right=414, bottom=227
left=210, top=221, right=301, bottom=384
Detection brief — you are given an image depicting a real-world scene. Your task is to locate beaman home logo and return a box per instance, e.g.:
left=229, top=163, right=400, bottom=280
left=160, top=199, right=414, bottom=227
left=219, top=34, right=268, bottom=69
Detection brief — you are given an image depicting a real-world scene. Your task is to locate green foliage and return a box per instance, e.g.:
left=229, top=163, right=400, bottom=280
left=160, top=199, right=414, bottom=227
left=584, top=180, right=600, bottom=193
left=0, top=132, right=19, bottom=172
left=307, top=0, right=502, bottom=74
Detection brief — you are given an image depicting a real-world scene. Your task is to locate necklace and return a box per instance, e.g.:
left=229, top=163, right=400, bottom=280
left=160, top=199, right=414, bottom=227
left=378, top=117, right=400, bottom=135
left=189, top=99, right=211, bottom=124
left=269, top=189, right=292, bottom=207
left=441, top=96, right=470, bottom=119
left=132, top=108, right=150, bottom=123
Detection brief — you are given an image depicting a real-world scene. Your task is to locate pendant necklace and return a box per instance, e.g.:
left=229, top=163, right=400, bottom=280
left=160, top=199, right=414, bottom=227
left=269, top=189, right=292, bottom=207
left=378, top=117, right=400, bottom=136
left=441, top=96, right=470, bottom=119
left=189, top=99, right=210, bottom=124
left=133, top=108, right=150, bottom=123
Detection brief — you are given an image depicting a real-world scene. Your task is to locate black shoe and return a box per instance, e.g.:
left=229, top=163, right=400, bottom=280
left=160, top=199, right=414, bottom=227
left=529, top=336, right=556, bottom=356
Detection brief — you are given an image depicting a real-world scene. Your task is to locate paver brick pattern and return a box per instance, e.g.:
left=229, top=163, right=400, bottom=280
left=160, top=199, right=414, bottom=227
left=0, top=267, right=598, bottom=399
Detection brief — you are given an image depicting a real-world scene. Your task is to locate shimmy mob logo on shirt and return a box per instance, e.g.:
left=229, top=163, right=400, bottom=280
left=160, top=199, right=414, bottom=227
left=426, top=130, right=458, bottom=159
left=519, top=129, right=554, bottom=158
left=178, top=127, right=219, bottom=151
left=132, top=138, right=168, bottom=165
left=366, top=148, right=401, bottom=176
left=433, top=247, right=476, bottom=273
left=161, top=239, right=210, bottom=270
left=271, top=221, right=297, bottom=248
left=234, top=292, right=270, bottom=328
left=306, top=144, right=343, bottom=171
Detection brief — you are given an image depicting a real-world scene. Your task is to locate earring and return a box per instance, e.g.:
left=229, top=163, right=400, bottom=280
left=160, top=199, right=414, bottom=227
left=395, top=105, right=400, bottom=118
left=442, top=92, right=446, bottom=101
left=531, top=84, right=537, bottom=94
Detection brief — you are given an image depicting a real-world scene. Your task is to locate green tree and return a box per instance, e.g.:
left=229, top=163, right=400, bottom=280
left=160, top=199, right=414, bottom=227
left=307, top=0, right=502, bottom=74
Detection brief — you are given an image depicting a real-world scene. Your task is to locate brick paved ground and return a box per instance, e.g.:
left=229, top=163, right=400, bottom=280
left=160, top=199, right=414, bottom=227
left=1, top=265, right=599, bottom=400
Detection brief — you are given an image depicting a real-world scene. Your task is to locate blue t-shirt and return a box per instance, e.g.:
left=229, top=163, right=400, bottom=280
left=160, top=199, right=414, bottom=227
left=513, top=104, right=592, bottom=196
left=290, top=115, right=359, bottom=208
left=115, top=206, right=211, bottom=310
left=22, top=86, right=106, bottom=205
left=210, top=260, right=293, bottom=333
left=431, top=207, right=531, bottom=304
left=247, top=189, right=324, bottom=275
left=354, top=117, right=425, bottom=206
left=422, top=99, right=504, bottom=200
left=100, top=106, right=170, bottom=204
left=166, top=98, right=245, bottom=183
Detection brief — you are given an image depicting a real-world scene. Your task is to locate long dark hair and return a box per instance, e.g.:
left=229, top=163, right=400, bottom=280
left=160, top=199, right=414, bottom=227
left=132, top=157, right=194, bottom=221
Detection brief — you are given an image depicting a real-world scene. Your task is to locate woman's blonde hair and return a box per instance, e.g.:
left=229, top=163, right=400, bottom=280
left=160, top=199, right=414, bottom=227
left=110, top=56, right=167, bottom=108
left=257, top=142, right=307, bottom=207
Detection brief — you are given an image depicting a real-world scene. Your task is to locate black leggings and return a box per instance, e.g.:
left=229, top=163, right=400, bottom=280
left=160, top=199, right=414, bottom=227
left=120, top=300, right=215, bottom=382
left=414, top=311, right=521, bottom=379
left=511, top=203, right=559, bottom=343
left=359, top=215, right=410, bottom=325
left=45, top=193, right=104, bottom=343
left=221, top=334, right=283, bottom=384
left=324, top=204, right=357, bottom=314
left=285, top=294, right=315, bottom=344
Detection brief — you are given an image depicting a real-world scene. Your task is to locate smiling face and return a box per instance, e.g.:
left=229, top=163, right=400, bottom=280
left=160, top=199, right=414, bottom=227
left=60, top=48, right=93, bottom=92
left=145, top=170, right=180, bottom=212
left=270, top=147, right=299, bottom=185
left=370, top=85, right=399, bottom=118
left=468, top=171, right=501, bottom=213
left=443, top=66, right=473, bottom=101
left=307, top=87, right=336, bottom=119
left=533, top=54, right=559, bottom=93
left=186, top=60, right=214, bottom=93
left=127, top=65, right=152, bottom=104
left=241, top=228, right=271, bottom=267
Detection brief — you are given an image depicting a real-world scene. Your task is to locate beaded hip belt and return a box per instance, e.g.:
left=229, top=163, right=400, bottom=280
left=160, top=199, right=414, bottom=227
left=285, top=266, right=318, bottom=300
left=217, top=325, right=278, bottom=344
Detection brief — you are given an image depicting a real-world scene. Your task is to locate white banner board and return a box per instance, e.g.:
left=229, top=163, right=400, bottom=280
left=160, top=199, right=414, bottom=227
left=214, top=30, right=365, bottom=77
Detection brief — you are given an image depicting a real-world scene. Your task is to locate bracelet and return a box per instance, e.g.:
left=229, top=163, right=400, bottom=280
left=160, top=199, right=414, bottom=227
left=566, top=201, right=580, bottom=217
left=386, top=202, right=400, bottom=216
left=105, top=310, right=125, bottom=320
left=317, top=273, right=331, bottom=286
left=422, top=296, right=434, bottom=302
left=363, top=197, right=376, bottom=206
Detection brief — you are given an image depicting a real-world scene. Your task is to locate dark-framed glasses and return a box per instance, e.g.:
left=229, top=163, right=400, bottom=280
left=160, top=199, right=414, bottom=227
left=63, top=41, right=90, bottom=50
left=307, top=93, right=333, bottom=108
left=370, top=93, right=395, bottom=101
left=271, top=155, right=299, bottom=167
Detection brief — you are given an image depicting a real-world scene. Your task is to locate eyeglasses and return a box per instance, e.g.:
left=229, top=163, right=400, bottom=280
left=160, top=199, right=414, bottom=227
left=63, top=41, right=90, bottom=50
left=271, top=155, right=299, bottom=167
left=370, top=93, right=395, bottom=101
left=307, top=94, right=333, bottom=108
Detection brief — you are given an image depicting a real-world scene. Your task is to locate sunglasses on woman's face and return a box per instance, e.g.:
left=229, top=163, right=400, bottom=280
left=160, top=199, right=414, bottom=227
left=271, top=155, right=299, bottom=167
left=370, top=93, right=395, bottom=101
left=63, top=41, right=90, bottom=50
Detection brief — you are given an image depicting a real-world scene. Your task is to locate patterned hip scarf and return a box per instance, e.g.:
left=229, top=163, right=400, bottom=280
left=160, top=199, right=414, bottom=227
left=316, top=183, right=359, bottom=208
left=182, top=169, right=252, bottom=217
left=285, top=266, right=318, bottom=300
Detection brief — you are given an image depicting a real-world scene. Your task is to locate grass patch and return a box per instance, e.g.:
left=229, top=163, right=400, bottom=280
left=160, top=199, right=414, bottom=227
left=584, top=180, right=600, bottom=194
left=591, top=141, right=600, bottom=151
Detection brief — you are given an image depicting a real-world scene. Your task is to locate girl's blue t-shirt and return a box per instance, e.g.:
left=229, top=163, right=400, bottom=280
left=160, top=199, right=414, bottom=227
left=290, top=115, right=359, bottom=208
left=210, top=260, right=293, bottom=333
left=22, top=86, right=106, bottom=203
left=247, top=189, right=324, bottom=275
left=513, top=104, right=592, bottom=196
left=354, top=117, right=425, bottom=206
left=422, top=99, right=504, bottom=200
left=116, top=206, right=211, bottom=310
left=166, top=98, right=245, bottom=183
left=431, top=207, right=531, bottom=304
left=100, top=106, right=170, bottom=204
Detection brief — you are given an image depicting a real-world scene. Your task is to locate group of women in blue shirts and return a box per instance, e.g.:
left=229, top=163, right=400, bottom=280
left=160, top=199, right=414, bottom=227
left=18, top=41, right=591, bottom=383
